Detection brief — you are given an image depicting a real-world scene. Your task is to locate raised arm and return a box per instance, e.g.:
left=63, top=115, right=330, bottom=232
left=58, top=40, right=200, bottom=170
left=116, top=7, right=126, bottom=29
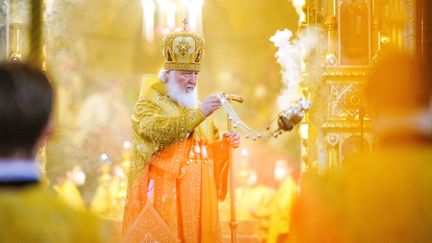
left=132, top=99, right=206, bottom=147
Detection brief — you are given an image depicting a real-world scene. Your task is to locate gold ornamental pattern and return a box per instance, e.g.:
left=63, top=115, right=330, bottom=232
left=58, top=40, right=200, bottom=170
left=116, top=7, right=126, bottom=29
left=176, top=38, right=192, bottom=57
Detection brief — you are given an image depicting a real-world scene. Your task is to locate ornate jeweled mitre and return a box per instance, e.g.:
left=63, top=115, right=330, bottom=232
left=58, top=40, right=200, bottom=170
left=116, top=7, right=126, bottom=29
left=162, top=21, right=205, bottom=72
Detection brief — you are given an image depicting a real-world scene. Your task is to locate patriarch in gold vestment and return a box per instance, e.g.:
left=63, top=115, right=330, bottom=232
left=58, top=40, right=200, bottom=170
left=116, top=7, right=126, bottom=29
left=122, top=25, right=240, bottom=243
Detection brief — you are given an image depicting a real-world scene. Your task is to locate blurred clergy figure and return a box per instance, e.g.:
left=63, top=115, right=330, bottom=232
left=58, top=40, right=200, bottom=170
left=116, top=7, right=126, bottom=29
left=291, top=53, right=432, bottom=243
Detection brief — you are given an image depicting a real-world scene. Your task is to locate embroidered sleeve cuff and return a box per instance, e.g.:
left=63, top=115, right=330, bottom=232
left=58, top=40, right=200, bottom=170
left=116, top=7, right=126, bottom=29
left=185, top=108, right=207, bottom=133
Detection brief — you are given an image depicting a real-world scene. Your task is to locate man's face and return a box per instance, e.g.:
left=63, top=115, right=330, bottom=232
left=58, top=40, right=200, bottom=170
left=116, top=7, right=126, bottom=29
left=170, top=70, right=198, bottom=94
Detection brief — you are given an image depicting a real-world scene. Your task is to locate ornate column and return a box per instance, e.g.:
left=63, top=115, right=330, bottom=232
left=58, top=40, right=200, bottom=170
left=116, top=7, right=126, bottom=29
left=371, top=0, right=381, bottom=62
left=9, top=22, right=23, bottom=61
left=422, top=0, right=432, bottom=62
left=324, top=0, right=337, bottom=66
left=401, top=0, right=416, bottom=53
left=29, top=0, right=43, bottom=67
left=0, top=0, right=8, bottom=60
left=9, top=0, right=30, bottom=62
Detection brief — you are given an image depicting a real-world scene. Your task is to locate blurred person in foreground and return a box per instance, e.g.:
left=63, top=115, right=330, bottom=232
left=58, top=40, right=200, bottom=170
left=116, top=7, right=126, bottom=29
left=291, top=53, right=432, bottom=243
left=268, top=160, right=298, bottom=243
left=0, top=62, right=114, bottom=243
left=122, top=22, right=240, bottom=242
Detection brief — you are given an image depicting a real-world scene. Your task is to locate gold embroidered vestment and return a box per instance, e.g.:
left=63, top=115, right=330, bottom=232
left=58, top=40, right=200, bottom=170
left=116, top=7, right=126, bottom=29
left=123, top=80, right=229, bottom=243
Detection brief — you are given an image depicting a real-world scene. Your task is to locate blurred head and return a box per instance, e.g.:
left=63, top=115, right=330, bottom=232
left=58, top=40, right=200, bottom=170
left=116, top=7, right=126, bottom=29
left=274, top=159, right=292, bottom=182
left=160, top=69, right=199, bottom=109
left=365, top=53, right=431, bottom=143
left=66, top=165, right=86, bottom=186
left=0, top=63, right=54, bottom=158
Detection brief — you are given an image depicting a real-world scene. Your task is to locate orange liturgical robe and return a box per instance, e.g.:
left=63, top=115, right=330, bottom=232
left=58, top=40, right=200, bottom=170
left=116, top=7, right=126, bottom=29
left=123, top=80, right=229, bottom=243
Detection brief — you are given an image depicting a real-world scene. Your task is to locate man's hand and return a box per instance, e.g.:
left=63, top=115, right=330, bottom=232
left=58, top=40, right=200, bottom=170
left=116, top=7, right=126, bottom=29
left=200, top=94, right=222, bottom=116
left=223, top=131, right=240, bottom=149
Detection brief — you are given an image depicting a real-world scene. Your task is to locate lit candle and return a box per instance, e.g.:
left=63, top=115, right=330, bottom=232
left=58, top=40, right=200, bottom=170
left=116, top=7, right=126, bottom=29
left=300, top=124, right=308, bottom=139
left=141, top=0, right=155, bottom=42
left=188, top=4, right=197, bottom=32
left=157, top=0, right=166, bottom=29
left=378, top=31, right=381, bottom=50
left=166, top=3, right=177, bottom=30
left=122, top=140, right=132, bottom=166
left=196, top=0, right=204, bottom=33
left=324, top=0, right=327, bottom=16
left=187, top=0, right=203, bottom=33
left=333, top=0, right=336, bottom=16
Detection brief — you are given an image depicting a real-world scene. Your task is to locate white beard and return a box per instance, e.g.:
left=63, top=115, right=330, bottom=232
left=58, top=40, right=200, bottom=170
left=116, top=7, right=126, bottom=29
left=166, top=76, right=199, bottom=109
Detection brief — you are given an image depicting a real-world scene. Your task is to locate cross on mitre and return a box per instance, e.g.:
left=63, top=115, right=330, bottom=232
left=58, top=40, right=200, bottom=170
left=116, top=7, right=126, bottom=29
left=182, top=18, right=189, bottom=31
